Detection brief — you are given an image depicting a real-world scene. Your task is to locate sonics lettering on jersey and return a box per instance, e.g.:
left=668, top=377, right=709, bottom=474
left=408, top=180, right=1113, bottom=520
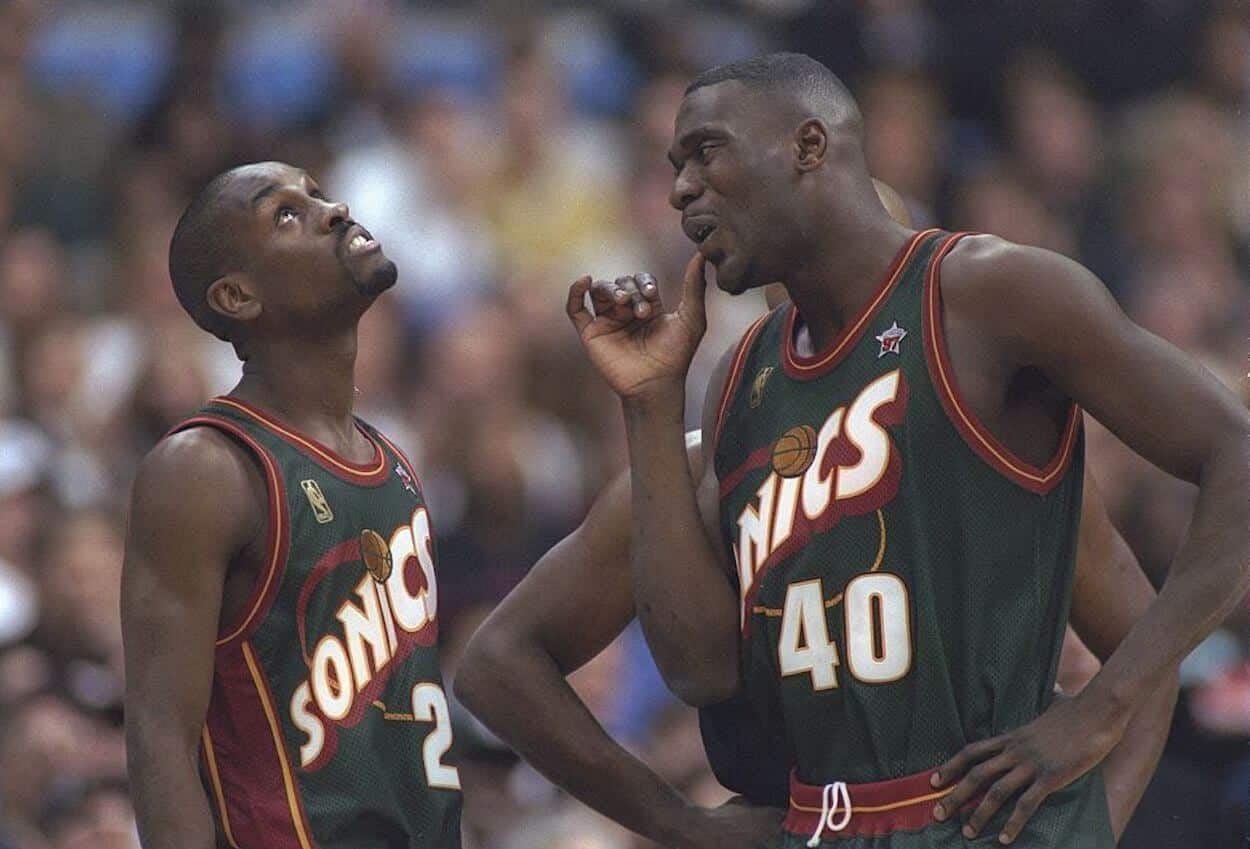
left=289, top=506, right=438, bottom=771
left=732, top=370, right=907, bottom=627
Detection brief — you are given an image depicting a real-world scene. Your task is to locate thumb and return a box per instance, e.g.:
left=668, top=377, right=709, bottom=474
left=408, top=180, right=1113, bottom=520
left=677, top=252, right=708, bottom=326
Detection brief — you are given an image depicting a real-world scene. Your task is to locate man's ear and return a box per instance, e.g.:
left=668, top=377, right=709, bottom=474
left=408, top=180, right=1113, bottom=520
left=794, top=118, right=828, bottom=172
left=206, top=273, right=261, bottom=324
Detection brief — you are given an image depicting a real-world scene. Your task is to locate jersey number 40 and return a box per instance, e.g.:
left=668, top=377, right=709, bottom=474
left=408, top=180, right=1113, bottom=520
left=778, top=573, right=912, bottom=690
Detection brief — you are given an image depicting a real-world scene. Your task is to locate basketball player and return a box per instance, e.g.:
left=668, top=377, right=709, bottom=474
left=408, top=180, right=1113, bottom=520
left=566, top=54, right=1249, bottom=847
left=121, top=162, right=461, bottom=849
left=457, top=183, right=1172, bottom=846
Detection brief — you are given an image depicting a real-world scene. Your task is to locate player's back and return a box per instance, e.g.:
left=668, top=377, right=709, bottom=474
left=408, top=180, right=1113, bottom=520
left=172, top=397, right=461, bottom=849
left=712, top=230, right=1113, bottom=847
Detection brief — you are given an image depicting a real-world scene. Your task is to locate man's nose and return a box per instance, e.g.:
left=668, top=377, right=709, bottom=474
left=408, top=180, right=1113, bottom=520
left=324, top=201, right=349, bottom=231
left=669, top=168, right=701, bottom=211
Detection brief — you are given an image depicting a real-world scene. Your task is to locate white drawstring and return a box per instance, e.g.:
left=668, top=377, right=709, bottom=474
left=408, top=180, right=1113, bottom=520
left=806, top=781, right=853, bottom=847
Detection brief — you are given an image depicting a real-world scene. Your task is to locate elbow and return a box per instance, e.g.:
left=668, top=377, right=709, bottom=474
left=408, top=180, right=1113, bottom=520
left=453, top=624, right=514, bottom=717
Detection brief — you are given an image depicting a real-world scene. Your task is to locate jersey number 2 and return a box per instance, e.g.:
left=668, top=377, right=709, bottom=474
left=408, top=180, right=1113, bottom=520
left=778, top=573, right=912, bottom=690
left=411, top=683, right=461, bottom=789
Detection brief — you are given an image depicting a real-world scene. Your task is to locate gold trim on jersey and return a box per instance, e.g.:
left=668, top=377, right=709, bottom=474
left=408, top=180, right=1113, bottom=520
left=243, top=642, right=315, bottom=849
left=752, top=509, right=887, bottom=617
left=201, top=727, right=241, bottom=849
left=789, top=786, right=953, bottom=815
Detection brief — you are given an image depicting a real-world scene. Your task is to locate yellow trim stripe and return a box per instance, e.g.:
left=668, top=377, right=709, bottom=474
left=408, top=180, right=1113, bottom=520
left=216, top=432, right=284, bottom=646
left=925, top=244, right=1079, bottom=486
left=242, top=642, right=315, bottom=849
left=790, top=786, right=953, bottom=815
left=752, top=509, right=886, bottom=616
left=215, top=397, right=385, bottom=477
left=785, top=229, right=940, bottom=373
left=201, top=727, right=241, bottom=849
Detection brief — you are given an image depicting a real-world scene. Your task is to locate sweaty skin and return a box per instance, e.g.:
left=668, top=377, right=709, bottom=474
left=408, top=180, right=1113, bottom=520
left=459, top=180, right=1172, bottom=844
left=123, top=163, right=403, bottom=849
left=569, top=65, right=1241, bottom=845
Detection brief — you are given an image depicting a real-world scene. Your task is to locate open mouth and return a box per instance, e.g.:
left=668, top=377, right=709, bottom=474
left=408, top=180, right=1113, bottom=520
left=343, top=225, right=380, bottom=256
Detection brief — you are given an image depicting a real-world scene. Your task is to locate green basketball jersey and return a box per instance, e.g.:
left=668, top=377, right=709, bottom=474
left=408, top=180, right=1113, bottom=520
left=713, top=230, right=1113, bottom=846
left=172, top=396, right=462, bottom=849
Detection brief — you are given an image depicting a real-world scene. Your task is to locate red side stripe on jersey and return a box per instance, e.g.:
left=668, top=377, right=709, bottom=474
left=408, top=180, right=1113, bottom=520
left=243, top=642, right=318, bottom=849
left=712, top=311, right=774, bottom=456
left=203, top=642, right=314, bottom=849
left=201, top=727, right=241, bottom=849
left=169, top=415, right=291, bottom=647
left=211, top=396, right=390, bottom=485
left=922, top=233, right=1081, bottom=494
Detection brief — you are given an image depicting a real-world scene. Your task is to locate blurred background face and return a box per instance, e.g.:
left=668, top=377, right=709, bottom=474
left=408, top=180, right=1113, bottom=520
left=0, top=3, right=1244, bottom=848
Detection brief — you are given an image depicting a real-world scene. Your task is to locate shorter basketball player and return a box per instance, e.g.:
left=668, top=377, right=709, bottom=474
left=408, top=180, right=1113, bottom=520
left=457, top=182, right=1174, bottom=846
left=122, top=162, right=461, bottom=849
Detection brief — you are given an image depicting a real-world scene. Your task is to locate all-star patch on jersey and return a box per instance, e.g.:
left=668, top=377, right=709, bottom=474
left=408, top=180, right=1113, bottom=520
left=711, top=230, right=1113, bottom=847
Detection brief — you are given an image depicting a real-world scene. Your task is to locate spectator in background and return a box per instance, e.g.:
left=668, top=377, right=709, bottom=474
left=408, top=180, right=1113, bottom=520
left=0, top=3, right=1242, bottom=847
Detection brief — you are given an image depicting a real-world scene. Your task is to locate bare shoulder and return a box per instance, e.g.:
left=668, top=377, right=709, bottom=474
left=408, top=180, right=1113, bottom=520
left=940, top=234, right=1094, bottom=312
left=130, top=427, right=264, bottom=551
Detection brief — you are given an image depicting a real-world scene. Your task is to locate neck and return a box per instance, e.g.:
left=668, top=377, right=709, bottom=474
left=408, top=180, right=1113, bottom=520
left=782, top=190, right=913, bottom=352
left=231, top=327, right=361, bottom=447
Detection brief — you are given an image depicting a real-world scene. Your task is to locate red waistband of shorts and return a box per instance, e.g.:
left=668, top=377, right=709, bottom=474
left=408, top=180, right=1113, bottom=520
left=784, top=767, right=977, bottom=841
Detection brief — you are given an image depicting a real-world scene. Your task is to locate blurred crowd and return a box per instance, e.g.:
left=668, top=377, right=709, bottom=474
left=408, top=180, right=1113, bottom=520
left=0, top=0, right=1245, bottom=847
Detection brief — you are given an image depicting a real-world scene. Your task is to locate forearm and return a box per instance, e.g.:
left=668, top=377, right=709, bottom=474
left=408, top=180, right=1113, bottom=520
left=622, top=389, right=740, bottom=704
left=127, top=725, right=216, bottom=849
left=1100, top=671, right=1178, bottom=839
left=1088, top=437, right=1250, bottom=710
left=456, top=634, right=702, bottom=848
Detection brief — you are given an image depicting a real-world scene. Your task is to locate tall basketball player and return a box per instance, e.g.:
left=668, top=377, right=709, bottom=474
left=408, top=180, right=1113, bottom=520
left=458, top=183, right=1173, bottom=846
left=567, top=54, right=1250, bottom=847
left=122, top=162, right=461, bottom=849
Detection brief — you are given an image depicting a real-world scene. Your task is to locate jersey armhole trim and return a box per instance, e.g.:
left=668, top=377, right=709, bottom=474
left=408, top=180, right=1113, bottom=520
left=170, top=416, right=291, bottom=646
left=711, top=310, right=775, bottom=458
left=922, top=233, right=1082, bottom=495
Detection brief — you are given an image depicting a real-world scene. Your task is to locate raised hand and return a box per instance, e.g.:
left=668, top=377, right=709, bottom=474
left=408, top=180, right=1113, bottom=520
left=566, top=254, right=708, bottom=402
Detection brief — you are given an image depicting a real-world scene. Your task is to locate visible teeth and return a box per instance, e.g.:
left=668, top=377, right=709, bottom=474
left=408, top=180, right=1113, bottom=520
left=349, top=234, right=367, bottom=251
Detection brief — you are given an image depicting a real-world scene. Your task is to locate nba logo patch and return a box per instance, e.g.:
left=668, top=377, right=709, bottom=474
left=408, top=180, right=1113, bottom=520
left=749, top=366, right=775, bottom=409
left=875, top=321, right=907, bottom=358
left=301, top=479, right=334, bottom=523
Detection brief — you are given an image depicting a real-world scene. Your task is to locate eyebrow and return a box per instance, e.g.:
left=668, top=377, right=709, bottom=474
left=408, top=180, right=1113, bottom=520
left=668, top=126, right=726, bottom=168
left=250, top=183, right=281, bottom=208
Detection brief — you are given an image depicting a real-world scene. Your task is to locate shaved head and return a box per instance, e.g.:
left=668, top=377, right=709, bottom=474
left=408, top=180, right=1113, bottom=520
left=168, top=166, right=252, bottom=342
left=685, top=52, right=862, bottom=136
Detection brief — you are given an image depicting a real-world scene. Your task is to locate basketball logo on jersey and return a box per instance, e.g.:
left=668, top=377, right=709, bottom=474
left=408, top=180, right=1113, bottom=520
left=748, top=366, right=774, bottom=409
left=733, top=369, right=908, bottom=623
left=772, top=425, right=817, bottom=477
left=875, top=321, right=907, bottom=358
left=301, top=479, right=334, bottom=523
left=360, top=529, right=393, bottom=582
left=290, top=505, right=439, bottom=771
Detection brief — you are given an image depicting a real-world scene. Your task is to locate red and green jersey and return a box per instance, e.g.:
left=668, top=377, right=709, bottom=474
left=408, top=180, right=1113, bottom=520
left=712, top=230, right=1113, bottom=846
left=172, top=396, right=461, bottom=849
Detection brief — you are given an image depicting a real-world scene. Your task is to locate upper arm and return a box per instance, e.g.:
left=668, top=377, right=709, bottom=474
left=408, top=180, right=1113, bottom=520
left=697, top=342, right=743, bottom=566
left=476, top=441, right=707, bottom=676
left=122, top=429, right=263, bottom=749
left=944, top=236, right=1250, bottom=483
left=1069, top=467, right=1156, bottom=661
